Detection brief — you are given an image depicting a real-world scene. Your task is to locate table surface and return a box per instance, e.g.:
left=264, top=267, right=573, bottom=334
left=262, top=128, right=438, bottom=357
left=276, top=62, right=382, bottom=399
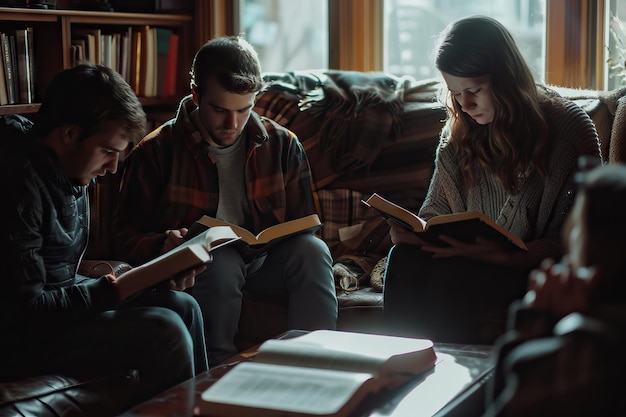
left=119, top=332, right=495, bottom=417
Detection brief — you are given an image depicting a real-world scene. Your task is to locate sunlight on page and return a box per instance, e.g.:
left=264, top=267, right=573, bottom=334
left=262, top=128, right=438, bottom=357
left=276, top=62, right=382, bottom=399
left=370, top=353, right=473, bottom=417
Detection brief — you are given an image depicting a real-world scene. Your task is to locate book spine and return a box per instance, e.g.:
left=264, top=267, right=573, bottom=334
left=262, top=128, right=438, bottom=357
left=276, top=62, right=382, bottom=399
left=0, top=32, right=7, bottom=105
left=8, top=34, right=18, bottom=104
left=1, top=33, right=16, bottom=104
left=164, top=32, right=179, bottom=97
left=26, top=27, right=35, bottom=102
left=155, top=27, right=171, bottom=98
left=101, top=33, right=112, bottom=69
left=131, top=28, right=142, bottom=96
left=14, top=29, right=32, bottom=104
left=145, top=27, right=157, bottom=97
left=120, top=27, right=132, bottom=82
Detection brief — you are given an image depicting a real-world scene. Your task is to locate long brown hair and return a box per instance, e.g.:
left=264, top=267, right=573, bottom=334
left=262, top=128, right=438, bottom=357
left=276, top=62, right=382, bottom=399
left=435, top=16, right=552, bottom=192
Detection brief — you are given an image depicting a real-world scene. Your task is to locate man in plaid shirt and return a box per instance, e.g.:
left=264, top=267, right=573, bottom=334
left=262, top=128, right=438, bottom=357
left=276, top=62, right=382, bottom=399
left=113, top=36, right=338, bottom=366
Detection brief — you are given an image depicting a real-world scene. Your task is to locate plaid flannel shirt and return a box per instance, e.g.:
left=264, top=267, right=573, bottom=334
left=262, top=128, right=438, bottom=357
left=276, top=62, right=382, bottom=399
left=113, top=95, right=317, bottom=266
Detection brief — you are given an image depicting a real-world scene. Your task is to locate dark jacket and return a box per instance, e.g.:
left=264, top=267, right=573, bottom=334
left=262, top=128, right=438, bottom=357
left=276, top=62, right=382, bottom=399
left=0, top=115, right=118, bottom=352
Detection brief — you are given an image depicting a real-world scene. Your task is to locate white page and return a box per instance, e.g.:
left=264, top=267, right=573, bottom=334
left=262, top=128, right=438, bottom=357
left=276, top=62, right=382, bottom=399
left=201, top=361, right=372, bottom=415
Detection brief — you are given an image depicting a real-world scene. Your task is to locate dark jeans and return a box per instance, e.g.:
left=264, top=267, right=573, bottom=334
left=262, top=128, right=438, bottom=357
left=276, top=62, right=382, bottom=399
left=2, top=290, right=208, bottom=404
left=189, top=233, right=338, bottom=366
left=383, top=244, right=530, bottom=344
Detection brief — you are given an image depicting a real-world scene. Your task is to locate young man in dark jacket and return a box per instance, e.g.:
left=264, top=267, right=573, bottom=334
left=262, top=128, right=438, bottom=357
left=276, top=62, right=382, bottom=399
left=113, top=36, right=338, bottom=365
left=0, top=64, right=208, bottom=413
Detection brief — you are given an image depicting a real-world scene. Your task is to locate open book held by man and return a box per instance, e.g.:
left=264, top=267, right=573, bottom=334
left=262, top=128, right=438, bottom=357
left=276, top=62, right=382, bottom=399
left=114, top=226, right=241, bottom=300
left=187, top=213, right=324, bottom=258
left=362, top=193, right=527, bottom=251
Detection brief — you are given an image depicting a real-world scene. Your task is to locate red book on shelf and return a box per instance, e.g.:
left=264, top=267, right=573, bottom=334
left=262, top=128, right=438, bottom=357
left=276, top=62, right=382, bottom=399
left=164, top=32, right=179, bottom=97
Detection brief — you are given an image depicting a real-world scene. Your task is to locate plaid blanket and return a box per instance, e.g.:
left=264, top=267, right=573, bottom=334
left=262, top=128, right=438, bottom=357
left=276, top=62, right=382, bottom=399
left=301, top=70, right=406, bottom=173
left=254, top=71, right=446, bottom=267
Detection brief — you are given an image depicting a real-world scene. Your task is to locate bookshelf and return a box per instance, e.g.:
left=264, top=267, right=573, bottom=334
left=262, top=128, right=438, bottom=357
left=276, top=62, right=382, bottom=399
left=0, top=1, right=205, bottom=259
left=0, top=5, right=195, bottom=116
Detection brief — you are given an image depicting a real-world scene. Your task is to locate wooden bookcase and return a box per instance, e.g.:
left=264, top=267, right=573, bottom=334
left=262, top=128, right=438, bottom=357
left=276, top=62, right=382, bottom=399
left=0, top=2, right=202, bottom=259
left=0, top=5, right=195, bottom=116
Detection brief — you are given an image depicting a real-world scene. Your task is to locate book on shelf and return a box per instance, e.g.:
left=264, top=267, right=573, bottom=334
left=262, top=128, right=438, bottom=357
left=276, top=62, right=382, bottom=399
left=73, top=28, right=101, bottom=65
left=146, top=26, right=157, bottom=97
left=187, top=213, right=323, bottom=256
left=362, top=193, right=527, bottom=251
left=110, top=33, right=121, bottom=74
left=1, top=32, right=17, bottom=104
left=14, top=28, right=33, bottom=104
left=7, top=34, right=17, bottom=103
left=130, top=29, right=141, bottom=94
left=100, top=33, right=113, bottom=69
left=163, top=32, right=179, bottom=97
left=70, top=39, right=86, bottom=66
left=114, top=225, right=241, bottom=300
left=26, top=27, right=35, bottom=98
left=198, top=330, right=437, bottom=417
left=118, top=26, right=132, bottom=82
left=155, top=27, right=172, bottom=97
left=0, top=34, right=7, bottom=105
left=137, top=25, right=157, bottom=97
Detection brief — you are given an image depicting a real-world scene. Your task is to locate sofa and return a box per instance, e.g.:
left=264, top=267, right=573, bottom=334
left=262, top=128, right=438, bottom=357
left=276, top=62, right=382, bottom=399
left=239, top=71, right=626, bottom=346
left=2, top=71, right=625, bottom=417
left=237, top=71, right=448, bottom=344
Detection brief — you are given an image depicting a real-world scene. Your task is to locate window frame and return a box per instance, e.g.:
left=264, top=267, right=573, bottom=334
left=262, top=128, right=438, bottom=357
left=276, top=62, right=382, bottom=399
left=545, top=0, right=606, bottom=89
left=204, top=0, right=608, bottom=90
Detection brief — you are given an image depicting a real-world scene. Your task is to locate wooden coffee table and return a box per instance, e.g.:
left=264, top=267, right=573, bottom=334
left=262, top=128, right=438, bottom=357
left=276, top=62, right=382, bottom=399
left=119, top=331, right=495, bottom=417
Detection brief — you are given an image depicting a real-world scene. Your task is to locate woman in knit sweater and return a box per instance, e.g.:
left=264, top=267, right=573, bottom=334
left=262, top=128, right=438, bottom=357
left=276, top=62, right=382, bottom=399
left=382, top=15, right=602, bottom=343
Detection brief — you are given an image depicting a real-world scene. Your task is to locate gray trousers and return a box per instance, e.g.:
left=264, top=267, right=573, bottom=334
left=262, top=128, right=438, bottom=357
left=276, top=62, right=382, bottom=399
left=190, top=233, right=338, bottom=366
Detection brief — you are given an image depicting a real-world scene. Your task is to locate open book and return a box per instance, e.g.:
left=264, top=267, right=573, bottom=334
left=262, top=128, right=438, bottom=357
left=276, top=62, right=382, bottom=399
left=198, top=330, right=437, bottom=417
left=363, top=193, right=527, bottom=251
left=114, top=226, right=240, bottom=300
left=188, top=214, right=323, bottom=257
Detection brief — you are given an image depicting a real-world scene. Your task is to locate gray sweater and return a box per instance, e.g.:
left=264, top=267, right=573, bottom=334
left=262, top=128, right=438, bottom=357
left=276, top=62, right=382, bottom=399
left=419, top=96, right=602, bottom=267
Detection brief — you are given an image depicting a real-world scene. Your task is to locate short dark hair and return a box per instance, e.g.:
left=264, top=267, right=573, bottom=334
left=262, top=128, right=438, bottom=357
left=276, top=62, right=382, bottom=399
left=32, top=64, right=146, bottom=142
left=189, top=36, right=264, bottom=98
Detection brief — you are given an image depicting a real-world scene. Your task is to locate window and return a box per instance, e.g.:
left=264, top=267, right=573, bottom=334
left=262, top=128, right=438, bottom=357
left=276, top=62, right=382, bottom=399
left=230, top=0, right=622, bottom=90
left=383, top=0, right=546, bottom=82
left=607, top=0, right=626, bottom=90
left=236, top=0, right=328, bottom=72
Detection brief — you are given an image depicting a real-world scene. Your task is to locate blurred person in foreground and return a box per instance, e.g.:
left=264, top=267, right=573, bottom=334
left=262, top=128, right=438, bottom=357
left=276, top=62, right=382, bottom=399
left=484, top=162, right=626, bottom=417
